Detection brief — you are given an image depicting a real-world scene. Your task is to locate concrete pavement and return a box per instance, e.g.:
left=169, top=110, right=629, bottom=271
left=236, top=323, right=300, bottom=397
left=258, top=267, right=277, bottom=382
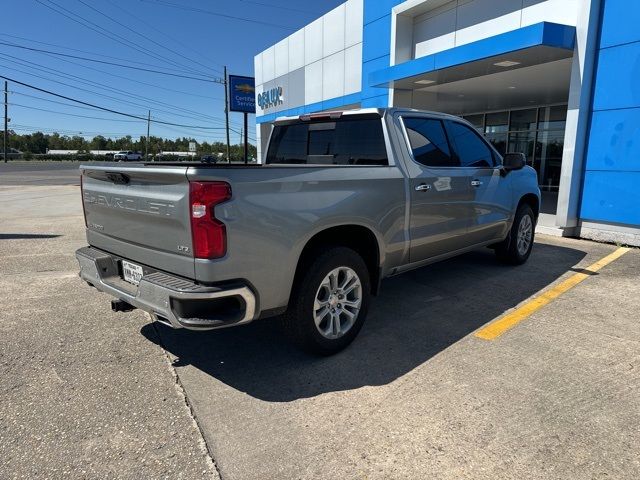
left=0, top=185, right=218, bottom=479
left=1, top=182, right=638, bottom=479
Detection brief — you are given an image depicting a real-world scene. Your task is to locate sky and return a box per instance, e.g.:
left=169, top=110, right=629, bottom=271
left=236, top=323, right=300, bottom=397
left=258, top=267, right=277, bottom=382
left=1, top=0, right=345, bottom=145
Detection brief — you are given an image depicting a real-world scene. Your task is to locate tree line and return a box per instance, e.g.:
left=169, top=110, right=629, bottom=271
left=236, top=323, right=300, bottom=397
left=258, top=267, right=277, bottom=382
left=1, top=130, right=257, bottom=159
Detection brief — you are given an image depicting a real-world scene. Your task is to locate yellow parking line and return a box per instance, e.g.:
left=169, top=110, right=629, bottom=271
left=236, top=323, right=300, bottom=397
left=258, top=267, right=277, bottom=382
left=474, top=247, right=631, bottom=340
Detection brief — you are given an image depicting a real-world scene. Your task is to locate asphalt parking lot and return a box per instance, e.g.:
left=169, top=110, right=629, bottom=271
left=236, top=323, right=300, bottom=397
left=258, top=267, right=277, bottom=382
left=1, top=166, right=639, bottom=479
left=0, top=161, right=84, bottom=186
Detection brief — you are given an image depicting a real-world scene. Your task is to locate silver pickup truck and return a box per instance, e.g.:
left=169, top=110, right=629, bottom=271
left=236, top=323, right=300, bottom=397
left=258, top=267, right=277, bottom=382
left=76, top=108, right=540, bottom=355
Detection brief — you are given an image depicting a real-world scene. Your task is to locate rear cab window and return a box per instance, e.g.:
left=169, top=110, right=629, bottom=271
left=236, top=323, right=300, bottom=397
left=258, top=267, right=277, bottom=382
left=266, top=114, right=388, bottom=166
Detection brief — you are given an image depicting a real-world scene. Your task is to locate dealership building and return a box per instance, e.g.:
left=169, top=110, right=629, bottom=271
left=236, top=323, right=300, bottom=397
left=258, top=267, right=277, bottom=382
left=254, top=0, right=640, bottom=245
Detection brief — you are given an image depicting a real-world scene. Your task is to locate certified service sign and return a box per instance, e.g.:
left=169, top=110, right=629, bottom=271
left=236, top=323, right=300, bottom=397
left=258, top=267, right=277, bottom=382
left=228, top=75, right=256, bottom=114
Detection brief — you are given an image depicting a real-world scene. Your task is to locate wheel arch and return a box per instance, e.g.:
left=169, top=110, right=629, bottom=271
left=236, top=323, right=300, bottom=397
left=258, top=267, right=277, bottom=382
left=289, top=224, right=384, bottom=304
left=518, top=192, right=540, bottom=220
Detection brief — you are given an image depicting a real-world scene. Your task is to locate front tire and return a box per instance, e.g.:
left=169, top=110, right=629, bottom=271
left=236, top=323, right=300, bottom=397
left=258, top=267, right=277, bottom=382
left=281, top=246, right=371, bottom=355
left=495, top=203, right=536, bottom=265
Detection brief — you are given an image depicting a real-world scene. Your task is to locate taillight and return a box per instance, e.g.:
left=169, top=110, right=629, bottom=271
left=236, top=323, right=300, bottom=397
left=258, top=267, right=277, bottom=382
left=189, top=181, right=232, bottom=259
left=80, top=173, right=88, bottom=227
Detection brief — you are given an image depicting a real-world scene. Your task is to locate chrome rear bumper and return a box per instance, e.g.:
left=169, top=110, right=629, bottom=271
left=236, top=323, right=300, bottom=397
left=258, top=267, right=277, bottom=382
left=75, top=246, right=256, bottom=330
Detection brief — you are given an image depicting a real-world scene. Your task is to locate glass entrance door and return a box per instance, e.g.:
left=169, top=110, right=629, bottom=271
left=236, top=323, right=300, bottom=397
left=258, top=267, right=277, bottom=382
left=463, top=105, right=567, bottom=192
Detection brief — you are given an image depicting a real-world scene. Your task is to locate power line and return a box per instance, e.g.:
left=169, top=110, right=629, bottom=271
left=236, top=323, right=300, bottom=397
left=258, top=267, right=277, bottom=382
left=0, top=52, right=242, bottom=127
left=74, top=0, right=220, bottom=77
left=11, top=90, right=132, bottom=112
left=10, top=103, right=146, bottom=123
left=237, top=0, right=324, bottom=15
left=10, top=124, right=146, bottom=137
left=37, top=51, right=224, bottom=101
left=0, top=61, right=216, bottom=125
left=101, top=0, right=225, bottom=75
left=140, top=0, right=294, bottom=30
left=10, top=123, right=254, bottom=144
left=12, top=103, right=240, bottom=135
left=13, top=47, right=224, bottom=102
left=0, top=55, right=237, bottom=126
left=0, top=75, right=235, bottom=130
left=0, top=33, right=214, bottom=77
left=0, top=40, right=216, bottom=83
left=36, top=0, right=212, bottom=78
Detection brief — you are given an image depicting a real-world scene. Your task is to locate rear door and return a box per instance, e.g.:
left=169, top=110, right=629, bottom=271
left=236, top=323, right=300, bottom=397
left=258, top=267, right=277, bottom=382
left=444, top=120, right=512, bottom=244
left=400, top=116, right=476, bottom=262
left=81, top=165, right=195, bottom=278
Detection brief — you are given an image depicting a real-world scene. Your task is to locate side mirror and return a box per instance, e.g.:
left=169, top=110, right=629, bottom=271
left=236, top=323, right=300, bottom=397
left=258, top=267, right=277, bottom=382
left=502, top=152, right=526, bottom=172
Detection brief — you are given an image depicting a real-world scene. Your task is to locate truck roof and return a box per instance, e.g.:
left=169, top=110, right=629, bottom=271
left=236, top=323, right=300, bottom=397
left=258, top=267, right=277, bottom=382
left=272, top=107, right=463, bottom=125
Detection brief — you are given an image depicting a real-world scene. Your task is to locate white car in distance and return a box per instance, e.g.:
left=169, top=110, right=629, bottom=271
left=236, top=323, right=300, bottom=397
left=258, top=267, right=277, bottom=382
left=113, top=151, right=142, bottom=161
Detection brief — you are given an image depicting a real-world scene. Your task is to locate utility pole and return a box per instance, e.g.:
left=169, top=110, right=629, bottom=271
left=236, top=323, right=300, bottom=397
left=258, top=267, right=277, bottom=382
left=3, top=81, right=7, bottom=163
left=223, top=66, right=231, bottom=163
left=145, top=110, right=151, bottom=161
left=243, top=111, right=248, bottom=164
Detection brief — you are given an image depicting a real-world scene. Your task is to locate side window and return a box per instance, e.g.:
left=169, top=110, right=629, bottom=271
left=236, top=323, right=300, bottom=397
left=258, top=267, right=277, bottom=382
left=402, top=117, right=457, bottom=167
left=446, top=121, right=495, bottom=168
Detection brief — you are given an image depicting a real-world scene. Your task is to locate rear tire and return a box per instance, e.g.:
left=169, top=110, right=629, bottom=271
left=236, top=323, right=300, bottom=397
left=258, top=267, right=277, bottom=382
left=495, top=203, right=536, bottom=265
left=281, top=246, right=371, bottom=355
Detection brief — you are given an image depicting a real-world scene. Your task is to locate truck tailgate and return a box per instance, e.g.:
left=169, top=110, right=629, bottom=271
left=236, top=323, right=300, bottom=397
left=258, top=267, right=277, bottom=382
left=81, top=164, right=194, bottom=278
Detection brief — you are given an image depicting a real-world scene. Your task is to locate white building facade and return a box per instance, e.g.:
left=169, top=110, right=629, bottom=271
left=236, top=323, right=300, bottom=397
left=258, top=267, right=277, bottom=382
left=255, top=0, right=640, bottom=246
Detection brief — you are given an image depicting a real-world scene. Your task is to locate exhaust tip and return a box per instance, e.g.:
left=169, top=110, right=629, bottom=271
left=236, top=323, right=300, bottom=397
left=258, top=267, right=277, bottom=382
left=111, top=299, right=136, bottom=313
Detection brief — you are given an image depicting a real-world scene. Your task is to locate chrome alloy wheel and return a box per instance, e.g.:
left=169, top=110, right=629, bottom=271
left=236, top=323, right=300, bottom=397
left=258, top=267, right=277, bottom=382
left=313, top=266, right=362, bottom=340
left=517, top=214, right=533, bottom=256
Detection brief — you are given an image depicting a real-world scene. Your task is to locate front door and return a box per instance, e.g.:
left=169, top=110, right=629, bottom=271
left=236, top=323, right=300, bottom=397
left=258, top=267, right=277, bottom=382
left=444, top=120, right=512, bottom=245
left=401, top=116, right=476, bottom=263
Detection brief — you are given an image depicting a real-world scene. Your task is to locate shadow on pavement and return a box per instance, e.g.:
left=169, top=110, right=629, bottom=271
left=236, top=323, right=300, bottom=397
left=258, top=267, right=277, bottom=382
left=0, top=233, right=61, bottom=240
left=141, top=242, right=586, bottom=402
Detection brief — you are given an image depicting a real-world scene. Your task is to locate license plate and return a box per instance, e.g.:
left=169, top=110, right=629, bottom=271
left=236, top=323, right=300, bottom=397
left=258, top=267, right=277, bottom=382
left=122, top=260, right=144, bottom=285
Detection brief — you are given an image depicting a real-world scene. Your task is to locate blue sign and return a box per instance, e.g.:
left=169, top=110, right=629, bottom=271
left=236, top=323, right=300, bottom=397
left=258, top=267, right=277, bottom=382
left=228, top=75, right=256, bottom=113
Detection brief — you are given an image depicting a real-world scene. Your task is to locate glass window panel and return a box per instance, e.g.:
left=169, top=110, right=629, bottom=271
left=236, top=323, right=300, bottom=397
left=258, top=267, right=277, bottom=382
left=266, top=123, right=307, bottom=164
left=332, top=118, right=388, bottom=165
left=462, top=114, right=484, bottom=132
left=485, top=111, right=509, bottom=134
left=403, top=117, right=457, bottom=167
left=538, top=105, right=567, bottom=131
left=447, top=121, right=495, bottom=168
left=486, top=134, right=507, bottom=155
left=536, top=130, right=565, bottom=190
left=508, top=131, right=536, bottom=166
left=308, top=128, right=333, bottom=156
left=266, top=117, right=388, bottom=165
left=510, top=109, right=537, bottom=131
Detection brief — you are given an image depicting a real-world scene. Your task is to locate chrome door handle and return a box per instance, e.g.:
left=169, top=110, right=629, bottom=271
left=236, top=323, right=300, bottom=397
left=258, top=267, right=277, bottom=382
left=470, top=180, right=483, bottom=187
left=415, top=183, right=431, bottom=192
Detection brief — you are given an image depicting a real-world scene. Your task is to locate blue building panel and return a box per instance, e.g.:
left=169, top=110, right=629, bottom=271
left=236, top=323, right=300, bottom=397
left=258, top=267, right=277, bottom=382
left=361, top=94, right=389, bottom=108
left=361, top=54, right=391, bottom=105
left=362, top=16, right=393, bottom=62
left=592, top=41, right=640, bottom=111
left=580, top=172, right=640, bottom=226
left=599, top=0, right=640, bottom=49
left=363, top=0, right=402, bottom=25
left=581, top=0, right=640, bottom=227
left=586, top=108, right=640, bottom=172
